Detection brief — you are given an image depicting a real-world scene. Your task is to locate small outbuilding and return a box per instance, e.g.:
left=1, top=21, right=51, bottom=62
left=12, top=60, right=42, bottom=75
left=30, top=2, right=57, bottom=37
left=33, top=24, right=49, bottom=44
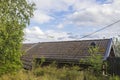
left=21, top=38, right=115, bottom=69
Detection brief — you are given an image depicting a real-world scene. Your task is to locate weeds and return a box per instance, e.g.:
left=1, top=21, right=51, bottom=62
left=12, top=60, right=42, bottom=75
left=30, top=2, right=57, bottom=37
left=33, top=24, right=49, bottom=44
left=0, top=65, right=119, bottom=80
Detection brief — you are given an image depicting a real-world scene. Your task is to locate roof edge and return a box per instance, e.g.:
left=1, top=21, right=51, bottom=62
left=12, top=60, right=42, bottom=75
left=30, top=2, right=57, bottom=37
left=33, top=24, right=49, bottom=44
left=35, top=38, right=111, bottom=44
left=103, top=38, right=113, bottom=60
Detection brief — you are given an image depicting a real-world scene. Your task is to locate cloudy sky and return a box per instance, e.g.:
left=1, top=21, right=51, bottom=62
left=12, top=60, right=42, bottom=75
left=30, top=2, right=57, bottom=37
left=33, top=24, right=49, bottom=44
left=24, top=0, right=120, bottom=43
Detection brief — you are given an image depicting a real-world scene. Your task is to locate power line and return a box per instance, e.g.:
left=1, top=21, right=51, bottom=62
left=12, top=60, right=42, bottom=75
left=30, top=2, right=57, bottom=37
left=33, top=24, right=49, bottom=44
left=79, top=19, right=120, bottom=39
left=73, top=19, right=120, bottom=59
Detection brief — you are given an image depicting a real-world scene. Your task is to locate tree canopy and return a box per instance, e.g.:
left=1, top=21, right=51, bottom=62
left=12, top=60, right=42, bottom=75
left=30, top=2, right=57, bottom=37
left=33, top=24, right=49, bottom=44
left=0, top=0, right=35, bottom=75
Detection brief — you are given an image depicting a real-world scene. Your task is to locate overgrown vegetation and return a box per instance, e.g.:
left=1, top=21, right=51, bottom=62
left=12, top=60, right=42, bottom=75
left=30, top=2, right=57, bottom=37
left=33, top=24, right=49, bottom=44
left=0, top=42, right=120, bottom=80
left=0, top=0, right=120, bottom=79
left=80, top=46, right=103, bottom=75
left=0, top=64, right=120, bottom=80
left=0, top=0, right=35, bottom=75
left=113, top=38, right=120, bottom=57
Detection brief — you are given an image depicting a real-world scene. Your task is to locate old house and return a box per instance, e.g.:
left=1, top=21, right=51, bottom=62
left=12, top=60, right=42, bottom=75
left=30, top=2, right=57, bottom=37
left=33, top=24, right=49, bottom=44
left=21, top=38, right=115, bottom=70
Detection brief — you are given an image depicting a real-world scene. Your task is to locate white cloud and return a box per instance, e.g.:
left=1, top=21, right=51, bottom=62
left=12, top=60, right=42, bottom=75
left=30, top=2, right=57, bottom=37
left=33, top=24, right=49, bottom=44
left=66, top=0, right=120, bottom=27
left=30, top=0, right=75, bottom=12
left=57, top=24, right=64, bottom=29
left=72, top=0, right=96, bottom=11
left=46, top=30, right=70, bottom=40
left=26, top=0, right=120, bottom=42
left=24, top=26, right=44, bottom=36
left=30, top=0, right=120, bottom=27
left=24, top=26, right=76, bottom=43
left=79, top=25, right=120, bottom=39
left=24, top=25, right=120, bottom=43
left=32, top=10, right=54, bottom=24
left=24, top=26, right=46, bottom=43
left=30, top=0, right=120, bottom=26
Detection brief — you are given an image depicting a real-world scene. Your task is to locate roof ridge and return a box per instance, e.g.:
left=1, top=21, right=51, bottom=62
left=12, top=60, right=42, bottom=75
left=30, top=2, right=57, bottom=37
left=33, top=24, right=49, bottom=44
left=38, top=38, right=111, bottom=43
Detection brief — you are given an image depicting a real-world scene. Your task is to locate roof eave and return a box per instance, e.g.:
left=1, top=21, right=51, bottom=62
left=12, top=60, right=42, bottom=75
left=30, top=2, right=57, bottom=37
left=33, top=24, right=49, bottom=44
left=103, top=38, right=113, bottom=60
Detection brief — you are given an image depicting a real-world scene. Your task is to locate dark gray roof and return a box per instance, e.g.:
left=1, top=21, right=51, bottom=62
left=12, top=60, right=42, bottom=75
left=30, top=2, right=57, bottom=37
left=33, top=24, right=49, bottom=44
left=23, top=38, right=113, bottom=59
left=21, top=38, right=114, bottom=69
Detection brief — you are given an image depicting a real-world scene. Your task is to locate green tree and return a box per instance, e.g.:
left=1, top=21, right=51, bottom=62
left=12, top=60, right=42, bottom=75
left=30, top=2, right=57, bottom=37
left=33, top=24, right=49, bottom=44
left=113, top=38, right=120, bottom=57
left=80, top=46, right=103, bottom=74
left=0, top=0, right=35, bottom=75
left=88, top=46, right=103, bottom=73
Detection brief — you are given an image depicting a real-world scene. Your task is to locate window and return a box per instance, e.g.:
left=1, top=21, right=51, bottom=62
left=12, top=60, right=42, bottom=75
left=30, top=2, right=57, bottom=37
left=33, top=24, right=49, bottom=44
left=90, top=42, right=96, bottom=48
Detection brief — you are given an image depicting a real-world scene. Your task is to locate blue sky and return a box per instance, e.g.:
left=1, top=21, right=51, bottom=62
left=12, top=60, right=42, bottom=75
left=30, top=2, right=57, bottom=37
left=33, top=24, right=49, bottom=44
left=24, top=0, right=120, bottom=43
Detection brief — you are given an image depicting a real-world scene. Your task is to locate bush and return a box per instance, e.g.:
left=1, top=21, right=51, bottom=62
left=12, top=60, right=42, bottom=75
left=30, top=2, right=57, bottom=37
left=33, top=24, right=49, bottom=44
left=80, top=46, right=103, bottom=75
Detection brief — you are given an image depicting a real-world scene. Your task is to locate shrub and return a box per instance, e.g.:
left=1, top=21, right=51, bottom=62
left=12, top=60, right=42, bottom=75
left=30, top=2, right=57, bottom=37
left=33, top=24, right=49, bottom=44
left=80, top=46, right=103, bottom=75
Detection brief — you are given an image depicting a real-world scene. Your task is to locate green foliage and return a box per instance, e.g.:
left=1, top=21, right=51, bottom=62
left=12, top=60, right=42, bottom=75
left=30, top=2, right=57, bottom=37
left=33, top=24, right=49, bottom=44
left=113, top=38, right=120, bottom=57
left=0, top=0, right=35, bottom=75
left=33, top=65, right=83, bottom=80
left=83, top=70, right=109, bottom=80
left=80, top=46, right=103, bottom=74
left=40, top=57, right=46, bottom=66
left=109, top=75, right=120, bottom=80
left=88, top=46, right=99, bottom=56
left=33, top=57, right=46, bottom=69
left=88, top=46, right=103, bottom=73
left=0, top=66, right=118, bottom=80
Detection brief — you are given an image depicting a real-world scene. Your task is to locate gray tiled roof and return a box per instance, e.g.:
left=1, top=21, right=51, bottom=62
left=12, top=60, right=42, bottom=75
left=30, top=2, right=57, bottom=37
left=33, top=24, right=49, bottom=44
left=25, top=39, right=109, bottom=59
left=21, top=38, right=112, bottom=69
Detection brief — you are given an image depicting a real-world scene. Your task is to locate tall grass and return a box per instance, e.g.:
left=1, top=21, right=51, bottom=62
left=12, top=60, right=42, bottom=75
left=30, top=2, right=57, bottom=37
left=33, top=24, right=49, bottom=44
left=0, top=70, right=36, bottom=80
left=0, top=65, right=120, bottom=80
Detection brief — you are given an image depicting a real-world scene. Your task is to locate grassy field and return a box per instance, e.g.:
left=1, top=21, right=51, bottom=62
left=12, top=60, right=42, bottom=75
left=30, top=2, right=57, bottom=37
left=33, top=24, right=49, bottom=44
left=0, top=64, right=120, bottom=80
